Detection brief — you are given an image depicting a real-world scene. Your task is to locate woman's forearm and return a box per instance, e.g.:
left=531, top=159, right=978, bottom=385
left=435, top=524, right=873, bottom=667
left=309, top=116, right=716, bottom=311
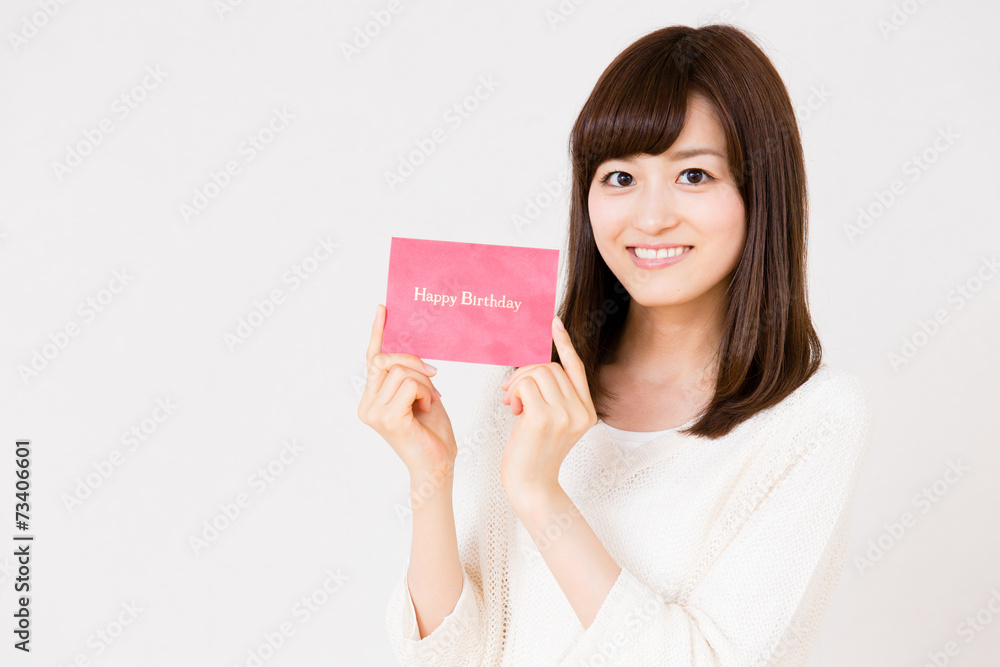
left=406, top=470, right=464, bottom=639
left=512, top=484, right=621, bottom=629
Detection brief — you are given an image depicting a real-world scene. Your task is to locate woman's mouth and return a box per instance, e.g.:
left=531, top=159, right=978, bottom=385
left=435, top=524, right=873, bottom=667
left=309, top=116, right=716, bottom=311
left=627, top=245, right=693, bottom=268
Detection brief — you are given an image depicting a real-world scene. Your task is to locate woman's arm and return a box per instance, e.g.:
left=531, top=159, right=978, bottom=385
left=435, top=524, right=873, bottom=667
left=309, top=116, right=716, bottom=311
left=385, top=465, right=489, bottom=665
left=385, top=365, right=513, bottom=666
left=510, top=484, right=622, bottom=629
left=406, top=468, right=463, bottom=638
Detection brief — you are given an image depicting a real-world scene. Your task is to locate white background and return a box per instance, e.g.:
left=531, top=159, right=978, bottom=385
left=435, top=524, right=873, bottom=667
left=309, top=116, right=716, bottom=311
left=1, top=0, right=998, bottom=665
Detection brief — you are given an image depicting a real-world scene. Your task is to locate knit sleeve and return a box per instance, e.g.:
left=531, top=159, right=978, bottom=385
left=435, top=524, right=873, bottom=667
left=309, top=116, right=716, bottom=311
left=384, top=561, right=487, bottom=665
left=556, top=371, right=875, bottom=667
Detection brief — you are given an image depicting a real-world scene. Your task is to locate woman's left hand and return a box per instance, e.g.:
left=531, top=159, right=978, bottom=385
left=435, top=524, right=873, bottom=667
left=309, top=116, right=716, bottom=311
left=499, top=316, right=598, bottom=510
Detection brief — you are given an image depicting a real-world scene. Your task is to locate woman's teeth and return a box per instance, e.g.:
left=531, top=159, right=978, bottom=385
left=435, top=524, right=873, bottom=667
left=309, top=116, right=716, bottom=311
left=632, top=246, right=692, bottom=259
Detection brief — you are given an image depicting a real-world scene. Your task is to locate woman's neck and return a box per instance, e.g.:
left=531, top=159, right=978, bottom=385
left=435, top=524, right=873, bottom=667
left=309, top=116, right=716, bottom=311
left=611, top=290, right=725, bottom=384
left=595, top=287, right=725, bottom=430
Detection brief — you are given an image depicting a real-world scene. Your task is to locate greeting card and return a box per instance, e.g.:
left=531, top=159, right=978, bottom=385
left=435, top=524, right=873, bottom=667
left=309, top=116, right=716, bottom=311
left=382, top=237, right=560, bottom=367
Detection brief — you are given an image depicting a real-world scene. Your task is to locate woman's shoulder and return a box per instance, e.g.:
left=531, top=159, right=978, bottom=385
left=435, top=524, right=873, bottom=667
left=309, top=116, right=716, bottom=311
left=794, top=361, right=872, bottom=420
left=760, top=360, right=875, bottom=451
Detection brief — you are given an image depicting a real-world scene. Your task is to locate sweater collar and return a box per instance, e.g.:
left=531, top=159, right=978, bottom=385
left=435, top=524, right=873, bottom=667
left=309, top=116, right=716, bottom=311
left=590, top=415, right=702, bottom=482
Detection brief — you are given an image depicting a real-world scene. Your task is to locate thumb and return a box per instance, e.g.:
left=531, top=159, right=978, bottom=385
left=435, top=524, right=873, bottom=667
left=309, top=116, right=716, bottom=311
left=551, top=315, right=586, bottom=392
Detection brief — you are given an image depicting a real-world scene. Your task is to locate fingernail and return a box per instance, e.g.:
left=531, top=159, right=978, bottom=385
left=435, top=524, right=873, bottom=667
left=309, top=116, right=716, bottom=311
left=553, top=315, right=565, bottom=331
left=433, top=387, right=442, bottom=398
left=423, top=362, right=437, bottom=373
left=375, top=304, right=381, bottom=320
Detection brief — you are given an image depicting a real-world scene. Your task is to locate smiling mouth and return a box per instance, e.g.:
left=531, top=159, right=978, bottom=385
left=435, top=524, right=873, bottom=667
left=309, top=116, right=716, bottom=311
left=628, top=246, right=693, bottom=259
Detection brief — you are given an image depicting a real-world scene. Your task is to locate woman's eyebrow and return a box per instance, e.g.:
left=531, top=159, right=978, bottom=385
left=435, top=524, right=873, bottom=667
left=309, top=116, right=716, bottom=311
left=667, top=146, right=727, bottom=160
left=599, top=147, right=726, bottom=167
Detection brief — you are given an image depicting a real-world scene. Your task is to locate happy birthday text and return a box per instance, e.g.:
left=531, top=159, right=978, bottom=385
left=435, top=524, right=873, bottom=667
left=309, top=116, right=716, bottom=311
left=414, top=287, right=521, bottom=312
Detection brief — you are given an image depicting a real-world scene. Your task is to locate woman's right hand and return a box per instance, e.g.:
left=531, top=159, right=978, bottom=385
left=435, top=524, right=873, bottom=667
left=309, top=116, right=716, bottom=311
left=357, top=304, right=457, bottom=481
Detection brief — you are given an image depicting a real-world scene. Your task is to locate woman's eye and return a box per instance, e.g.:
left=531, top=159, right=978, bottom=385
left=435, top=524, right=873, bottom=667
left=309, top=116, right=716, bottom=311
left=600, top=171, right=634, bottom=187
left=679, top=168, right=713, bottom=185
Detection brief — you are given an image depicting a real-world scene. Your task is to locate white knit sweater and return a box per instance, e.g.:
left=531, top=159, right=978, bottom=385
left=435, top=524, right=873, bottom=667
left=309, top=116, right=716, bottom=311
left=385, top=361, right=874, bottom=666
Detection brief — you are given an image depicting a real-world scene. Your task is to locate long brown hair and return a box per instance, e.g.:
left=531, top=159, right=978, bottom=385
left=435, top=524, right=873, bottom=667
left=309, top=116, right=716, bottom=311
left=553, top=23, right=822, bottom=439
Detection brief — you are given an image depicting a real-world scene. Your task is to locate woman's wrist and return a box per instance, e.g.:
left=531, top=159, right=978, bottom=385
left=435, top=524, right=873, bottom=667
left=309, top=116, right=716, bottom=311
left=409, top=467, right=454, bottom=511
left=507, top=480, right=566, bottom=524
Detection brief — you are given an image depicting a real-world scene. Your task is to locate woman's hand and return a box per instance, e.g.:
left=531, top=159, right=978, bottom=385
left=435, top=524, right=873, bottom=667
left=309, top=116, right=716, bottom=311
left=357, top=304, right=457, bottom=481
left=499, top=315, right=597, bottom=510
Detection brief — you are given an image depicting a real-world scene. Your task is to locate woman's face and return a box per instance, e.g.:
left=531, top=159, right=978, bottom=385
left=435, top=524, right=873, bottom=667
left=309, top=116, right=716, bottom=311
left=588, top=93, right=746, bottom=312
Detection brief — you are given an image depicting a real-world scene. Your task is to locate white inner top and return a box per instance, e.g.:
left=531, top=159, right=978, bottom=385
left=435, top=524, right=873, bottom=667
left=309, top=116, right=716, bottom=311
left=601, top=421, right=679, bottom=454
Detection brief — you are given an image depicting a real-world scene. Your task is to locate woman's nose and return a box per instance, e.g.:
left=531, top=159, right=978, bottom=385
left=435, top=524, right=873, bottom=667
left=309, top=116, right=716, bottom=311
left=633, top=184, right=681, bottom=232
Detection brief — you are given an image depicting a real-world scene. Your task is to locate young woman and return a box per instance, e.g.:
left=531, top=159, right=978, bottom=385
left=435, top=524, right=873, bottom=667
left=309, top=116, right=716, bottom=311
left=360, top=23, right=873, bottom=666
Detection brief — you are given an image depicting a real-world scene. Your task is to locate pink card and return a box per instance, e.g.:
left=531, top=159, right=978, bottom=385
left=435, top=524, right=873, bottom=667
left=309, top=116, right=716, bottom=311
left=382, top=237, right=560, bottom=367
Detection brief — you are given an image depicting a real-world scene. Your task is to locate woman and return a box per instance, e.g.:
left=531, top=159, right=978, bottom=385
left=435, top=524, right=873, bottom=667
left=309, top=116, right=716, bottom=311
left=359, top=23, right=873, bottom=666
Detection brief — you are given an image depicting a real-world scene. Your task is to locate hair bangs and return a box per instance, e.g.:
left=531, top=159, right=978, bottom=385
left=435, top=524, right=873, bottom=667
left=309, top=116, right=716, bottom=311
left=572, top=49, right=694, bottom=180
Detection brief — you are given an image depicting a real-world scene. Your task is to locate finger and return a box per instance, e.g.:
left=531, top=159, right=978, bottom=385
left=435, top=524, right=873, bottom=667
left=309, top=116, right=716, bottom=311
left=514, top=366, right=568, bottom=404
left=502, top=364, right=562, bottom=408
left=501, top=367, right=531, bottom=416
left=503, top=362, right=567, bottom=393
left=512, top=375, right=545, bottom=416
left=511, top=373, right=552, bottom=407
left=544, top=362, right=576, bottom=402
left=365, top=303, right=385, bottom=369
left=379, top=364, right=439, bottom=402
left=365, top=305, right=437, bottom=374
left=500, top=362, right=544, bottom=390
left=550, top=315, right=592, bottom=406
left=366, top=352, right=438, bottom=397
left=376, top=366, right=437, bottom=415
left=386, top=375, right=433, bottom=420
left=372, top=352, right=437, bottom=376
